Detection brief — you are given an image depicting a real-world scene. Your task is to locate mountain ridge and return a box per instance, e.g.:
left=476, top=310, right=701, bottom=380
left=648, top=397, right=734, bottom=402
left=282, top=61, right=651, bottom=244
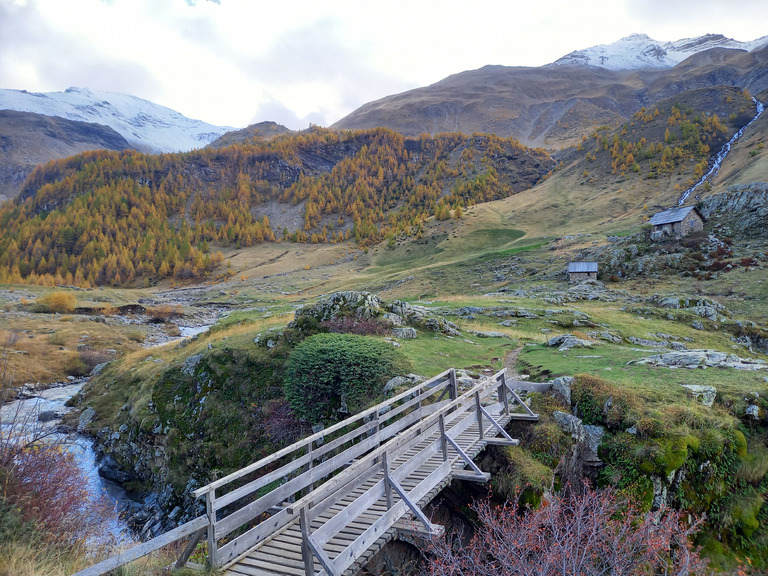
left=0, top=86, right=232, bottom=154
left=553, top=32, right=768, bottom=70
left=333, top=44, right=768, bottom=148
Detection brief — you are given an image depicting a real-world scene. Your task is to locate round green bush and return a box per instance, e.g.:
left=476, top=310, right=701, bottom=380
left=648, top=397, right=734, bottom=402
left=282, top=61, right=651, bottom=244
left=283, top=333, right=412, bottom=423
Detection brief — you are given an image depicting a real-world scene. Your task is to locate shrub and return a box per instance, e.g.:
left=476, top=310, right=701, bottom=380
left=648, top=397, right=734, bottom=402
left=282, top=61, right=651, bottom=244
left=33, top=292, right=76, bottom=314
left=284, top=333, right=412, bottom=423
left=319, top=316, right=389, bottom=336
left=1, top=443, right=114, bottom=546
left=426, top=485, right=706, bottom=576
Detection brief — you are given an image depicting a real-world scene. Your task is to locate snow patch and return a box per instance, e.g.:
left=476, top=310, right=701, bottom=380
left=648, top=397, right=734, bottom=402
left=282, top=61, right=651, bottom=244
left=0, top=86, right=233, bottom=153
left=552, top=33, right=768, bottom=71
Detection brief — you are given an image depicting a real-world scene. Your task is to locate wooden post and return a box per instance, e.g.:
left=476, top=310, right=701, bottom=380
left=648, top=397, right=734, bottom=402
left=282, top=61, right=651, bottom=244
left=500, top=372, right=510, bottom=415
left=448, top=369, right=458, bottom=401
left=300, top=507, right=315, bottom=576
left=174, top=527, right=206, bottom=569
left=382, top=452, right=393, bottom=509
left=475, top=391, right=483, bottom=440
left=439, top=414, right=448, bottom=461
left=205, top=490, right=218, bottom=568
left=306, top=439, right=314, bottom=494
left=373, top=410, right=380, bottom=465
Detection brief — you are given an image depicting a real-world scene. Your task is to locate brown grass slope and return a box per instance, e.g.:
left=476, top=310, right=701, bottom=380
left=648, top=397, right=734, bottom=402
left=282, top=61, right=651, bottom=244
left=332, top=47, right=768, bottom=150
left=206, top=121, right=294, bottom=149
left=0, top=110, right=131, bottom=200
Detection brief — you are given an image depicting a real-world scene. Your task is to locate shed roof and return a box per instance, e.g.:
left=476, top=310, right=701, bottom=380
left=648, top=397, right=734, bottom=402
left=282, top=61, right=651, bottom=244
left=568, top=261, right=598, bottom=273
left=649, top=206, right=703, bottom=226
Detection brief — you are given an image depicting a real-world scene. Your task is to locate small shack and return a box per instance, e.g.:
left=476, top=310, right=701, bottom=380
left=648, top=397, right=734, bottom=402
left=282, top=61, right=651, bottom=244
left=649, top=206, right=704, bottom=239
left=568, top=261, right=598, bottom=283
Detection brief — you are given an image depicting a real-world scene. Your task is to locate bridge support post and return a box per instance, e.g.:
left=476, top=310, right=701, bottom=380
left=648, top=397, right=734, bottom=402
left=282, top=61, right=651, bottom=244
left=448, top=369, right=458, bottom=401
left=439, top=414, right=448, bottom=461
left=382, top=451, right=394, bottom=508
left=499, top=372, right=510, bottom=415
left=475, top=391, right=484, bottom=439
left=299, top=507, right=315, bottom=576
left=205, top=490, right=218, bottom=568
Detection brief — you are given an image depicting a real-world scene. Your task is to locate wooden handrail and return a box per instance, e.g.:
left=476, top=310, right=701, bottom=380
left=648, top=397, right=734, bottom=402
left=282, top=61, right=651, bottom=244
left=69, top=516, right=208, bottom=576
left=192, top=368, right=454, bottom=498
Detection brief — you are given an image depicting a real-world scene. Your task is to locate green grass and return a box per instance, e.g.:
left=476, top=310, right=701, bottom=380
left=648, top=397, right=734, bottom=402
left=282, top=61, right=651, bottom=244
left=518, top=342, right=768, bottom=409
left=396, top=333, right=515, bottom=376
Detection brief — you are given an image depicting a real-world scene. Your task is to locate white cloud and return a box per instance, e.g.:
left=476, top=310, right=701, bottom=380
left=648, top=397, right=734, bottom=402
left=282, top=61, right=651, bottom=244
left=1, top=0, right=765, bottom=130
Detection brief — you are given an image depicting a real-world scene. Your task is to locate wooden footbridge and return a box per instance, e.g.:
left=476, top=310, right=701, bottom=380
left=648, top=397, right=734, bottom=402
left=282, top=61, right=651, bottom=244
left=73, top=368, right=540, bottom=576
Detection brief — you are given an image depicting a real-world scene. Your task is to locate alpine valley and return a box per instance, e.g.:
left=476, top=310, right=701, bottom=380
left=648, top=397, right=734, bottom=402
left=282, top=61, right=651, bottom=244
left=2, top=33, right=768, bottom=576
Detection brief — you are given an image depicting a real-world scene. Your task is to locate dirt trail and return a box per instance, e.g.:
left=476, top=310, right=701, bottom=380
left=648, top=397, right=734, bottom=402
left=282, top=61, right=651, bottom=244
left=504, top=345, right=524, bottom=378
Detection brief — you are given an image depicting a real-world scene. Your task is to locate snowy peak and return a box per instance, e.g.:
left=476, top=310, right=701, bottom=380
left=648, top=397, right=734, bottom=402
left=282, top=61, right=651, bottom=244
left=0, top=86, right=233, bottom=153
left=553, top=33, right=768, bottom=70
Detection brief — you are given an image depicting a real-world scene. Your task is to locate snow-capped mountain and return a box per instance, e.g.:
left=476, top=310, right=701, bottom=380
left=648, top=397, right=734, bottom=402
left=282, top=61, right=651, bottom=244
left=0, top=87, right=233, bottom=153
left=553, top=33, right=768, bottom=70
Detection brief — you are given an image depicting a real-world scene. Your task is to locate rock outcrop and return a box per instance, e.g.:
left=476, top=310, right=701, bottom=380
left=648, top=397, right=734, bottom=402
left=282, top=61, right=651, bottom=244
left=632, top=349, right=768, bottom=370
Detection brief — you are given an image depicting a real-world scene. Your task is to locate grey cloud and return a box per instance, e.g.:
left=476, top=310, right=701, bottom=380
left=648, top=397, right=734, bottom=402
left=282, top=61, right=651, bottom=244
left=249, top=99, right=326, bottom=130
left=0, top=0, right=161, bottom=96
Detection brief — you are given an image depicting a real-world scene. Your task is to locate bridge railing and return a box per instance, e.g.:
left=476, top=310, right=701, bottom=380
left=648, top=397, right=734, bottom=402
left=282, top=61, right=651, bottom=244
left=288, top=368, right=532, bottom=576
left=69, top=368, right=545, bottom=576
left=191, top=368, right=459, bottom=566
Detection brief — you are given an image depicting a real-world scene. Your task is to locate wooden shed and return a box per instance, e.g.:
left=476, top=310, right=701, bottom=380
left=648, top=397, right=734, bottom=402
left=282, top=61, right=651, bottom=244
left=568, top=261, right=598, bottom=283
left=649, top=206, right=704, bottom=239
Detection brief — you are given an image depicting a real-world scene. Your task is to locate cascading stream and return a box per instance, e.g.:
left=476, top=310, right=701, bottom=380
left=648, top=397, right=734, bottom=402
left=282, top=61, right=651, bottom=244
left=678, top=97, right=765, bottom=206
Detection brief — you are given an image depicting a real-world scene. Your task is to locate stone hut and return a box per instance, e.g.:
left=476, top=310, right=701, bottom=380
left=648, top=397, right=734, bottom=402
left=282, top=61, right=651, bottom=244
left=568, top=261, right=598, bottom=283
left=649, top=206, right=704, bottom=240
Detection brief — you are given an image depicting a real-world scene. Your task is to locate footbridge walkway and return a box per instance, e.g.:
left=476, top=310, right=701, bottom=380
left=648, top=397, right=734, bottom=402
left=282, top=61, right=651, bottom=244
left=72, top=368, right=540, bottom=576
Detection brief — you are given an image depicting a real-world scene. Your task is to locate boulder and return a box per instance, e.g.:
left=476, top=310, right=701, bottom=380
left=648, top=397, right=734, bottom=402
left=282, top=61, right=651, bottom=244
left=587, top=330, right=622, bottom=344
left=681, top=384, right=717, bottom=407
left=633, top=349, right=767, bottom=371
left=551, top=376, right=574, bottom=405
left=78, top=407, right=96, bottom=432
left=746, top=404, right=760, bottom=420
left=98, top=453, right=137, bottom=483
left=547, top=334, right=593, bottom=351
left=392, top=327, right=417, bottom=339
left=628, top=337, right=667, bottom=348
left=383, top=376, right=410, bottom=394
left=466, top=330, right=511, bottom=339
left=553, top=411, right=605, bottom=464
left=182, top=353, right=202, bottom=376
left=294, top=291, right=384, bottom=323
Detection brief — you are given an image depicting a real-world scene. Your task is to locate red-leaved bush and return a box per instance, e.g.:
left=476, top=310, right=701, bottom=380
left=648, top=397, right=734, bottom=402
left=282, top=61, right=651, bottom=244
left=426, top=485, right=707, bottom=576
left=320, top=316, right=390, bottom=336
left=5, top=443, right=115, bottom=545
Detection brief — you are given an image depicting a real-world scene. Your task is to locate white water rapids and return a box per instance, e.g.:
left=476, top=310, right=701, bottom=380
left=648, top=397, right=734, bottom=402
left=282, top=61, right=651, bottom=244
left=677, top=97, right=765, bottom=205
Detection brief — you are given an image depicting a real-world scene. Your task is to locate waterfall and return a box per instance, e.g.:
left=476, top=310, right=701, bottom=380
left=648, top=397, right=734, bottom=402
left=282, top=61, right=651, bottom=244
left=677, top=97, right=765, bottom=206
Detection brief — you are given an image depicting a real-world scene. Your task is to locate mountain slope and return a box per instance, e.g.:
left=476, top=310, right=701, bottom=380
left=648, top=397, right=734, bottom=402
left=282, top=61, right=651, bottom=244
left=0, top=109, right=131, bottom=201
left=0, top=127, right=553, bottom=287
left=333, top=44, right=768, bottom=149
left=0, top=87, right=232, bottom=154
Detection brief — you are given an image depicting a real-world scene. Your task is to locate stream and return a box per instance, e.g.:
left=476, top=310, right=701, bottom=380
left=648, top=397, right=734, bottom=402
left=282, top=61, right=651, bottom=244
left=0, top=322, right=216, bottom=542
left=677, top=97, right=765, bottom=205
left=0, top=381, right=134, bottom=543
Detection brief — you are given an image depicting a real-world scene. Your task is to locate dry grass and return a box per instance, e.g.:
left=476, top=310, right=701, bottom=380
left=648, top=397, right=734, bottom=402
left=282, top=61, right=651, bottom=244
left=0, top=315, right=142, bottom=386
left=0, top=542, right=84, bottom=576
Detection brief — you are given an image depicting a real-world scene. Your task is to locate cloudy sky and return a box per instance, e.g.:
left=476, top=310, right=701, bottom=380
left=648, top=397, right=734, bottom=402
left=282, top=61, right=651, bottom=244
left=1, top=0, right=766, bottom=130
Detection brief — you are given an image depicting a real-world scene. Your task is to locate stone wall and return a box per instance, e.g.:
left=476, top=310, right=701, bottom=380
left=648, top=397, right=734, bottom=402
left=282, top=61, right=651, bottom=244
left=569, top=271, right=597, bottom=283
